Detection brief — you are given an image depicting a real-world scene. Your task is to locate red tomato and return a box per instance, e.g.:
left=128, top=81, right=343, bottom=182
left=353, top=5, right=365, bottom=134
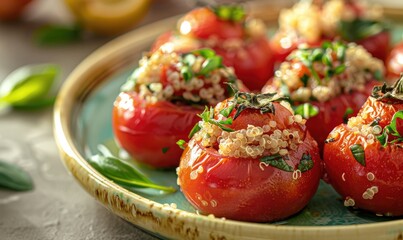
left=306, top=81, right=377, bottom=151
left=386, top=42, right=403, bottom=78
left=0, top=0, right=32, bottom=21
left=112, top=91, right=201, bottom=168
left=177, top=7, right=244, bottom=40
left=357, top=31, right=391, bottom=62
left=151, top=6, right=275, bottom=91
left=323, top=96, right=403, bottom=216
left=178, top=100, right=322, bottom=222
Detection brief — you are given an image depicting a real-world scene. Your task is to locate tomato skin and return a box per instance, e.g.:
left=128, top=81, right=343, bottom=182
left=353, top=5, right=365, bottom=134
left=306, top=81, right=377, bottom=151
left=177, top=7, right=244, bottom=40
left=386, top=42, right=403, bottom=78
left=323, top=97, right=403, bottom=216
left=178, top=103, right=322, bottom=222
left=112, top=91, right=201, bottom=168
left=357, top=31, right=391, bottom=62
left=0, top=0, right=32, bottom=21
left=151, top=7, right=275, bottom=91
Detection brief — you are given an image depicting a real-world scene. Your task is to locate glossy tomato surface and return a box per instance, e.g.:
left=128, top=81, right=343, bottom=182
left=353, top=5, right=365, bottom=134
left=306, top=82, right=376, bottom=152
left=323, top=97, right=403, bottom=216
left=357, top=31, right=391, bottom=62
left=386, top=42, right=403, bottom=78
left=178, top=103, right=322, bottom=222
left=112, top=91, right=201, bottom=168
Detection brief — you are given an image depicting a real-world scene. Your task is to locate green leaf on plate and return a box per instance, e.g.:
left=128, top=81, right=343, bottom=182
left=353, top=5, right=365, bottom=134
left=0, top=64, right=60, bottom=109
left=0, top=160, right=34, bottom=191
left=33, top=24, right=82, bottom=46
left=88, top=154, right=176, bottom=193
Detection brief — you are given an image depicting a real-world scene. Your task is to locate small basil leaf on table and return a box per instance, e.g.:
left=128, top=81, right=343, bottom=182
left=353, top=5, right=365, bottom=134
left=0, top=64, right=60, bottom=109
left=87, top=154, right=176, bottom=193
left=0, top=160, right=34, bottom=191
left=34, top=24, right=82, bottom=46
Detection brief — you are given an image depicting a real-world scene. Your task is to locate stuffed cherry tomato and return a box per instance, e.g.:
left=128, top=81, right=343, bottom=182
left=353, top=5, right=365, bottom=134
left=177, top=90, right=321, bottom=222
left=113, top=48, right=242, bottom=168
left=270, top=0, right=390, bottom=63
left=263, top=41, right=385, bottom=152
left=386, top=42, right=403, bottom=78
left=323, top=77, right=403, bottom=216
left=151, top=5, right=274, bottom=91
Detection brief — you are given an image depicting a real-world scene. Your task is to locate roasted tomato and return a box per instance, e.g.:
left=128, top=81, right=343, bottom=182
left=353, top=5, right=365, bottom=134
left=323, top=77, right=403, bottom=216
left=270, top=0, right=390, bottom=63
left=177, top=91, right=322, bottom=222
left=263, top=41, right=385, bottom=152
left=113, top=48, right=242, bottom=168
left=151, top=5, right=274, bottom=91
left=386, top=42, right=403, bottom=78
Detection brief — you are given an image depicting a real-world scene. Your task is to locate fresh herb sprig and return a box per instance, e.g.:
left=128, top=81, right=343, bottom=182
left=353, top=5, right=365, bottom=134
left=181, top=49, right=224, bottom=82
left=88, top=146, right=176, bottom=193
left=376, top=110, right=403, bottom=147
left=289, top=41, right=347, bottom=85
left=188, top=106, right=234, bottom=138
left=294, top=103, right=319, bottom=119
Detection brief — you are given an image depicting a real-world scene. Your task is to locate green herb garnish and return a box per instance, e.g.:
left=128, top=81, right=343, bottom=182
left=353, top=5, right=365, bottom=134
left=176, top=139, right=187, bottom=150
left=212, top=5, right=245, bottom=22
left=297, top=153, right=314, bottom=172
left=294, top=103, right=319, bottom=119
left=343, top=107, right=354, bottom=124
left=88, top=148, right=176, bottom=193
left=180, top=49, right=224, bottom=81
left=162, top=147, right=169, bottom=154
left=350, top=144, right=366, bottom=166
left=0, top=64, right=60, bottom=110
left=0, top=160, right=33, bottom=191
left=260, top=154, right=293, bottom=172
left=289, top=41, right=348, bottom=85
left=376, top=110, right=403, bottom=146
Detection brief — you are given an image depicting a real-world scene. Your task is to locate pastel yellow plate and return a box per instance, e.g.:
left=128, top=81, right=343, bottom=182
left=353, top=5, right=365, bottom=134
left=53, top=2, right=403, bottom=239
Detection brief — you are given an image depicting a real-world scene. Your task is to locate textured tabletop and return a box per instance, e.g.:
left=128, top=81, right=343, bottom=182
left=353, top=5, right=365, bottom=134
left=0, top=1, right=191, bottom=239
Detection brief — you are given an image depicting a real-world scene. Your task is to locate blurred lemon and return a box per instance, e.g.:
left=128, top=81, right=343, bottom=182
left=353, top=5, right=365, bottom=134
left=64, top=0, right=151, bottom=36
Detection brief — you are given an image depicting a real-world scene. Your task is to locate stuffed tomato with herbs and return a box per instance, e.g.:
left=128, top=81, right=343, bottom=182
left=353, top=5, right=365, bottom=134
left=270, top=0, right=390, bottom=63
left=113, top=49, right=242, bottom=168
left=177, top=89, right=321, bottom=222
left=151, top=5, right=274, bottom=91
left=263, top=41, right=384, bottom=151
left=323, top=77, right=403, bottom=216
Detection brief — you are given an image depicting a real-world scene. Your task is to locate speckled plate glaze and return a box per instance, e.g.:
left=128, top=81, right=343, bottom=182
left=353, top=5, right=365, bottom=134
left=54, top=2, right=403, bottom=240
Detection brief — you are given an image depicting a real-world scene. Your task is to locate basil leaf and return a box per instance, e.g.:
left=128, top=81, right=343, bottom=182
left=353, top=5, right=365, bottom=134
left=199, top=56, right=222, bottom=75
left=349, top=144, right=366, bottom=166
left=34, top=24, right=82, bottom=46
left=297, top=153, right=314, bottom=172
left=192, top=49, right=215, bottom=59
left=0, top=64, right=60, bottom=109
left=213, top=5, right=245, bottom=22
left=181, top=65, right=193, bottom=82
left=260, top=154, right=293, bottom=172
left=294, top=103, right=319, bottom=119
left=343, top=107, right=354, bottom=124
left=0, top=160, right=33, bottom=191
left=339, top=19, right=385, bottom=41
left=88, top=155, right=176, bottom=192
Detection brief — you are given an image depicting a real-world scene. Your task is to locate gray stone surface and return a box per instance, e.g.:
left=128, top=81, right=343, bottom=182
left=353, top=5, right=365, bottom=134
left=0, top=1, right=192, bottom=239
